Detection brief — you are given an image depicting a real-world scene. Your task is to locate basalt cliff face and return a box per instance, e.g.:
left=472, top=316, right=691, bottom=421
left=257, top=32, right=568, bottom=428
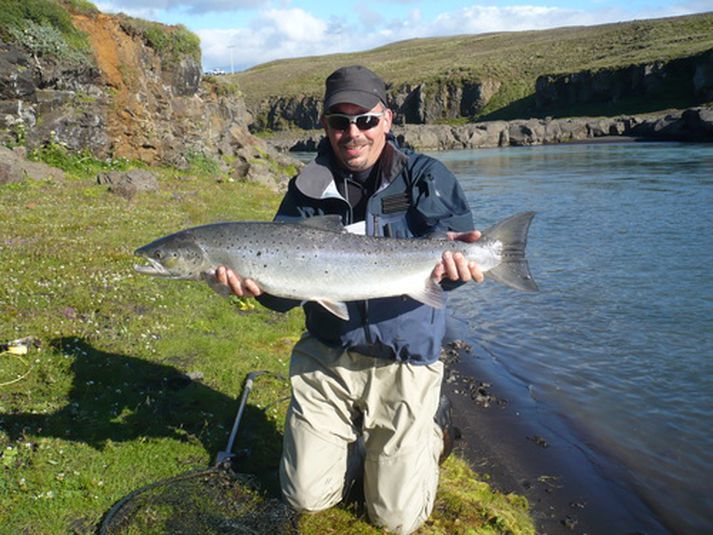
left=252, top=77, right=503, bottom=131
left=535, top=49, right=713, bottom=111
left=252, top=49, right=713, bottom=137
left=0, top=12, right=294, bottom=189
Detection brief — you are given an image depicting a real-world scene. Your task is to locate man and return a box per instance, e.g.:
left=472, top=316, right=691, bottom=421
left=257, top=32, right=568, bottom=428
left=217, top=65, right=482, bottom=534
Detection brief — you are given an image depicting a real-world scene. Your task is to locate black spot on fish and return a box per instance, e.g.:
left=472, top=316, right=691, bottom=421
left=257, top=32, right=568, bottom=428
left=256, top=251, right=262, bottom=256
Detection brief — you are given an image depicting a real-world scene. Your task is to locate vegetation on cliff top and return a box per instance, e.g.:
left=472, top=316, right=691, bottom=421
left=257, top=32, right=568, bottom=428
left=0, top=0, right=94, bottom=65
left=0, top=0, right=200, bottom=69
left=233, top=11, right=713, bottom=118
left=116, top=15, right=201, bottom=66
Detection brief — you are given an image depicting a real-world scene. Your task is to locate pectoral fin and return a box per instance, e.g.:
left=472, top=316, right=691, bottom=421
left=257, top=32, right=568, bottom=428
left=201, top=270, right=232, bottom=298
left=407, top=278, right=446, bottom=309
left=317, top=299, right=350, bottom=320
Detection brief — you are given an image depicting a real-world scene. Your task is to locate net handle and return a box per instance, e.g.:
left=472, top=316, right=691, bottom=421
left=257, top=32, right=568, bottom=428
left=216, top=370, right=268, bottom=465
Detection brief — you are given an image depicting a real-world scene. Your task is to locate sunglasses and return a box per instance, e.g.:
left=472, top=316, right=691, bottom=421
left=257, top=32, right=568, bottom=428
left=324, top=112, right=384, bottom=131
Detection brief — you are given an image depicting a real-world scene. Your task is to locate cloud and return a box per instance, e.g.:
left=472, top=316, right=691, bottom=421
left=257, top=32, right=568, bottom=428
left=258, top=8, right=328, bottom=42
left=99, top=2, right=707, bottom=71
left=97, top=0, right=264, bottom=14
left=429, top=5, right=604, bottom=34
left=198, top=8, right=339, bottom=71
left=199, top=4, right=605, bottom=71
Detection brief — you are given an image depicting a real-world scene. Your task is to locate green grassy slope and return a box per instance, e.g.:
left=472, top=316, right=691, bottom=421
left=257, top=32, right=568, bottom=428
left=233, top=12, right=713, bottom=117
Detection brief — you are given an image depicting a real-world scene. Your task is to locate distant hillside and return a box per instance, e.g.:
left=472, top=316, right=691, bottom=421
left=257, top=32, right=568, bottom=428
left=232, top=12, right=713, bottom=129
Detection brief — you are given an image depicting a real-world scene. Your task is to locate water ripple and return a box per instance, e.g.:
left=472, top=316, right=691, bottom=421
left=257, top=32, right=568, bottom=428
left=440, top=141, right=713, bottom=532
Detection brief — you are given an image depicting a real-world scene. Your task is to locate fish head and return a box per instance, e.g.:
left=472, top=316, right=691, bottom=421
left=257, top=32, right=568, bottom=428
left=134, top=232, right=209, bottom=279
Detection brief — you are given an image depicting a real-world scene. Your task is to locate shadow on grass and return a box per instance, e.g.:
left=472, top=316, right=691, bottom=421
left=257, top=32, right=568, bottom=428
left=1, top=336, right=286, bottom=492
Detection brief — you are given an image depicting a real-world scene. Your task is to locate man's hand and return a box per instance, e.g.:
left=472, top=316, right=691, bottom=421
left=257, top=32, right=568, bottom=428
left=215, top=266, right=262, bottom=297
left=432, top=230, right=484, bottom=283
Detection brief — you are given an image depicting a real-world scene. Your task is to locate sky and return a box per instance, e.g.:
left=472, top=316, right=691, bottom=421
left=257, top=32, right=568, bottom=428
left=94, top=1, right=712, bottom=72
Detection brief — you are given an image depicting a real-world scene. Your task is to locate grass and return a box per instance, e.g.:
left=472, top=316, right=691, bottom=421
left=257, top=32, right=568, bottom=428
left=232, top=12, right=713, bottom=119
left=0, top=155, right=535, bottom=533
left=0, top=0, right=94, bottom=66
left=0, top=0, right=199, bottom=70
left=116, top=15, right=201, bottom=66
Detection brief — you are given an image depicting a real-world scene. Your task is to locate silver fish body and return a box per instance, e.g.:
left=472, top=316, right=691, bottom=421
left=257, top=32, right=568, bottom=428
left=134, top=212, right=537, bottom=320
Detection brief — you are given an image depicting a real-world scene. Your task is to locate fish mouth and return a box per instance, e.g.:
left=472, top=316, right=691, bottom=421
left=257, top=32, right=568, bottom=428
left=133, top=256, right=181, bottom=278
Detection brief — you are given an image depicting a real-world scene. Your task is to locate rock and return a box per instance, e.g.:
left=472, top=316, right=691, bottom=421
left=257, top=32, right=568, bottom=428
left=0, top=14, right=294, bottom=191
left=163, top=56, right=202, bottom=97
left=681, top=107, right=713, bottom=138
left=693, top=50, right=713, bottom=101
left=0, top=146, right=65, bottom=184
left=252, top=76, right=501, bottom=130
left=97, top=169, right=159, bottom=199
left=534, top=51, right=709, bottom=111
left=393, top=124, right=459, bottom=150
left=508, top=121, right=546, bottom=146
left=628, top=107, right=713, bottom=141
left=0, top=43, right=35, bottom=100
left=255, top=94, right=322, bottom=131
left=527, top=434, right=550, bottom=448
left=269, top=104, right=713, bottom=153
left=455, top=121, right=508, bottom=148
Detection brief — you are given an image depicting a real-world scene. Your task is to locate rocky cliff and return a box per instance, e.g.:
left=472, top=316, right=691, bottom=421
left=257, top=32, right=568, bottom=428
left=251, top=76, right=502, bottom=131
left=535, top=49, right=713, bottom=112
left=0, top=10, right=296, bottom=190
left=251, top=48, right=712, bottom=133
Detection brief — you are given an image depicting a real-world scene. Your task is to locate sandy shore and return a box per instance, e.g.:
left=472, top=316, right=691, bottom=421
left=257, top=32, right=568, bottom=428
left=442, top=326, right=672, bottom=535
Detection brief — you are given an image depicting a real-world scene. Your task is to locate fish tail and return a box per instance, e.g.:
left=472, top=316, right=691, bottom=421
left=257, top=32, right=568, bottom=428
left=482, top=212, right=539, bottom=292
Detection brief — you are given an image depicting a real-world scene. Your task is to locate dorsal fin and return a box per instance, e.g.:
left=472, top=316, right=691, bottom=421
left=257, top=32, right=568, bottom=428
left=298, top=215, right=346, bottom=233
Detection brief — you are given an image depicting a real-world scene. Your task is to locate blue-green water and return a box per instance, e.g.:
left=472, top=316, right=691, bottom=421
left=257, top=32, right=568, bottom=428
left=440, top=142, right=713, bottom=533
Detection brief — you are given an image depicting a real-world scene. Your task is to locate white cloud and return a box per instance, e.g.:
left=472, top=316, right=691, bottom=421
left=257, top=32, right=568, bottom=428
left=258, top=8, right=328, bottom=42
left=98, top=2, right=708, bottom=71
left=199, top=8, right=338, bottom=71
left=200, top=4, right=602, bottom=71
left=430, top=5, right=601, bottom=34
left=97, top=0, right=263, bottom=14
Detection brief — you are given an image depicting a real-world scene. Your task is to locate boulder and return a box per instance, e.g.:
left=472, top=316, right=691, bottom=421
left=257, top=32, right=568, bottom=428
left=0, top=146, right=65, bottom=184
left=97, top=169, right=159, bottom=199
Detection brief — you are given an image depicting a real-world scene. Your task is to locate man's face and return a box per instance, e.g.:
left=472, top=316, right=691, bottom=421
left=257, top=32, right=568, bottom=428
left=321, top=102, right=393, bottom=172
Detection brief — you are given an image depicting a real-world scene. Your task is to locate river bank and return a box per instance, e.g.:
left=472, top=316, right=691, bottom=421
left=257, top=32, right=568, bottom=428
left=264, top=106, right=713, bottom=153
left=441, top=329, right=672, bottom=535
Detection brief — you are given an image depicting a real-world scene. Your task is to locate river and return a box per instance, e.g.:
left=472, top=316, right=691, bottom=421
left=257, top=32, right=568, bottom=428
left=440, top=141, right=713, bottom=533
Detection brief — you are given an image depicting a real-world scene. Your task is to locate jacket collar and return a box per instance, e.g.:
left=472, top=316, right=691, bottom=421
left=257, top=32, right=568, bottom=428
left=294, top=135, right=408, bottom=200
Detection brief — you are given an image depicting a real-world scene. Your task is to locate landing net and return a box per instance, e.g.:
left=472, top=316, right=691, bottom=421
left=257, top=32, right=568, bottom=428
left=100, top=465, right=296, bottom=534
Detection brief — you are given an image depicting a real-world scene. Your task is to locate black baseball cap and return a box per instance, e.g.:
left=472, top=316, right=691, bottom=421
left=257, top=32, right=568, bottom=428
left=324, top=65, right=387, bottom=111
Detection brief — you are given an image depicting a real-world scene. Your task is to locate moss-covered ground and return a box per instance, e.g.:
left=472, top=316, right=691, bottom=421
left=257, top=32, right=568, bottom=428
left=0, top=153, right=534, bottom=534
